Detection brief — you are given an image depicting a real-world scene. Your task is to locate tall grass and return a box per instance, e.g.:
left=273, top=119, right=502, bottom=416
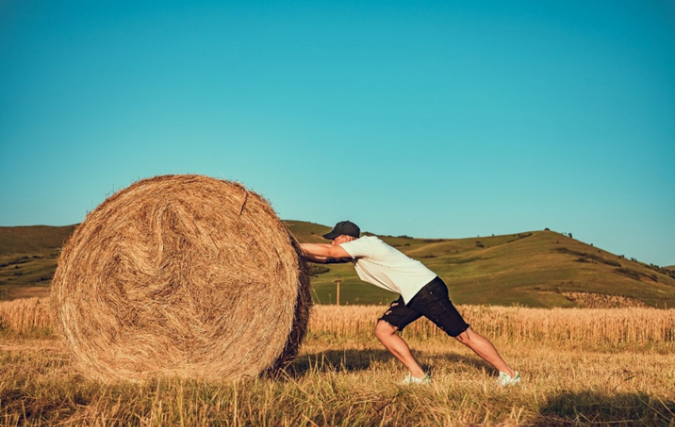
left=309, top=305, right=675, bottom=350
left=2, top=298, right=675, bottom=350
left=0, top=297, right=51, bottom=335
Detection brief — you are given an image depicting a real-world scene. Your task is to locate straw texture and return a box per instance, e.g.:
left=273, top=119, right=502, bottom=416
left=51, top=175, right=310, bottom=382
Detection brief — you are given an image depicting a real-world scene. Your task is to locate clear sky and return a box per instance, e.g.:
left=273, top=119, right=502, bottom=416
left=1, top=0, right=674, bottom=266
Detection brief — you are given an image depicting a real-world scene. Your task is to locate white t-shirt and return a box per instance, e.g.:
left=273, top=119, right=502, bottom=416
left=340, top=235, right=437, bottom=304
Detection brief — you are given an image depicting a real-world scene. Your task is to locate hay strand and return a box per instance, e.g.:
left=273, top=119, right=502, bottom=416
left=50, top=174, right=310, bottom=382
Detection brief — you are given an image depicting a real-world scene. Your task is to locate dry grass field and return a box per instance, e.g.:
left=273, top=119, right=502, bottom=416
left=1, top=299, right=674, bottom=426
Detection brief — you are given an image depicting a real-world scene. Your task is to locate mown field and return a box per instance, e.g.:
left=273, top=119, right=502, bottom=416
left=1, top=298, right=674, bottom=426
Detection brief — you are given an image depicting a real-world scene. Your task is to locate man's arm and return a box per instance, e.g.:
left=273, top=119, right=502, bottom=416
left=300, top=243, right=353, bottom=264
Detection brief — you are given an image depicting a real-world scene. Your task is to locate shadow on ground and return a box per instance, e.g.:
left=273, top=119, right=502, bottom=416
left=281, top=349, right=495, bottom=379
left=529, top=390, right=675, bottom=426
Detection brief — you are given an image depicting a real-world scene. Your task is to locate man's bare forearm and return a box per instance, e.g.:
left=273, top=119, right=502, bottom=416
left=300, top=243, right=332, bottom=257
left=300, top=243, right=352, bottom=264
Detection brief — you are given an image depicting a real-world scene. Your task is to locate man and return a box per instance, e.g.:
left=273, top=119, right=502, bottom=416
left=300, top=220, right=520, bottom=386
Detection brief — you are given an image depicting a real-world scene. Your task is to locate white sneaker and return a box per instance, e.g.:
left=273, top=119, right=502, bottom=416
left=496, top=371, right=521, bottom=387
left=400, top=372, right=431, bottom=385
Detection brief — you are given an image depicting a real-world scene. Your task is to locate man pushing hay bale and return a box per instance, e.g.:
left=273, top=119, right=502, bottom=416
left=51, top=174, right=311, bottom=383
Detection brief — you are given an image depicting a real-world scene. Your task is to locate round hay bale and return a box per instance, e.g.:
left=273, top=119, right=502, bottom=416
left=51, top=174, right=311, bottom=382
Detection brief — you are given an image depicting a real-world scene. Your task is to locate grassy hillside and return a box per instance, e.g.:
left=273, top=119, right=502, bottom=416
left=2, top=222, right=674, bottom=307
left=285, top=220, right=675, bottom=308
left=0, top=225, right=77, bottom=299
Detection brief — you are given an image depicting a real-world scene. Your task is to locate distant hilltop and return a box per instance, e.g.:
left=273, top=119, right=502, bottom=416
left=1, top=221, right=674, bottom=307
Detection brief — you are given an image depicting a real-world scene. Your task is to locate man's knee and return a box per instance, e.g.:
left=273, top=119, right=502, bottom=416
left=375, top=320, right=397, bottom=340
left=454, top=327, right=474, bottom=344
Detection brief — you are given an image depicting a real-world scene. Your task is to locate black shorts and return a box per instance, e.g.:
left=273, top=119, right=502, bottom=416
left=379, top=277, right=469, bottom=337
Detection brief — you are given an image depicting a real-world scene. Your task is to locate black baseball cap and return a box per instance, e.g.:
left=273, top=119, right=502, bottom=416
left=323, top=221, right=361, bottom=240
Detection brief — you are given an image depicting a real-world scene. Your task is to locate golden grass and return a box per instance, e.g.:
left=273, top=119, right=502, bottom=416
left=0, top=297, right=51, bottom=335
left=3, top=299, right=674, bottom=352
left=309, top=305, right=675, bottom=350
left=1, top=324, right=674, bottom=426
left=1, top=300, right=675, bottom=425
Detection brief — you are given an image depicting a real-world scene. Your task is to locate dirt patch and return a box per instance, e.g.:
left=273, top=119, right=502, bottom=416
left=4, top=286, right=50, bottom=300
left=0, top=344, right=63, bottom=353
left=563, top=292, right=649, bottom=308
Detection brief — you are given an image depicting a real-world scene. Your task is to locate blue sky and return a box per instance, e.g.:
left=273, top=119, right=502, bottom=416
left=1, top=0, right=674, bottom=266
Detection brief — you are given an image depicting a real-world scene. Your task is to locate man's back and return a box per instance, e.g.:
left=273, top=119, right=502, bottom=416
left=340, top=235, right=437, bottom=304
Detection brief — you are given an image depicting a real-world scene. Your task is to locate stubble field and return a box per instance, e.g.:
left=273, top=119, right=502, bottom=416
left=1, top=299, right=674, bottom=426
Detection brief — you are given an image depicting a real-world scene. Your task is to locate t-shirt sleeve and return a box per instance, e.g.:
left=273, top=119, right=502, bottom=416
left=340, top=237, right=373, bottom=259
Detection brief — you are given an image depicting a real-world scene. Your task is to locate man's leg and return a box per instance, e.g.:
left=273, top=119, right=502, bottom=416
left=374, top=320, right=426, bottom=379
left=455, top=327, right=516, bottom=378
left=408, top=278, right=517, bottom=378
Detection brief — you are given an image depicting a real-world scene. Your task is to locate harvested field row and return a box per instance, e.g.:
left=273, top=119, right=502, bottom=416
left=1, top=326, right=674, bottom=426
left=3, top=299, right=674, bottom=349
left=309, top=305, right=675, bottom=348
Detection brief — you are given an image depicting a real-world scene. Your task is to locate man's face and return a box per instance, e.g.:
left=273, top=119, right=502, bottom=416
left=332, top=235, right=355, bottom=246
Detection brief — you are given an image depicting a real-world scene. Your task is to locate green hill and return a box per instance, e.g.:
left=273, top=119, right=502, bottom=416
left=286, top=221, right=675, bottom=307
left=0, top=225, right=77, bottom=299
left=2, top=222, right=674, bottom=307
